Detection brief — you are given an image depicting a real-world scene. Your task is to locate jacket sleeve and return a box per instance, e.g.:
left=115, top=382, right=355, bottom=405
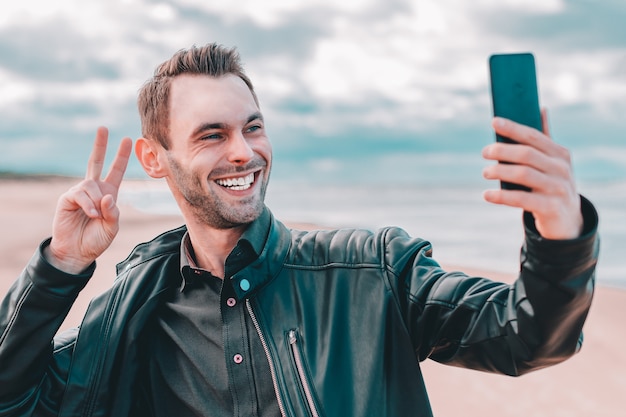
left=0, top=239, right=93, bottom=416
left=390, top=195, right=599, bottom=376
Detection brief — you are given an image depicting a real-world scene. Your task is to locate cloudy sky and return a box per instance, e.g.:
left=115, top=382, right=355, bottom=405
left=1, top=0, right=625, bottom=183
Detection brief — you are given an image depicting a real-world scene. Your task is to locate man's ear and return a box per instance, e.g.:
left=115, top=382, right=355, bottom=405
left=135, top=137, right=167, bottom=178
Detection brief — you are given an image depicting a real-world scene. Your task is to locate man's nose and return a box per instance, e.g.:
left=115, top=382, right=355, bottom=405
left=227, top=132, right=254, bottom=164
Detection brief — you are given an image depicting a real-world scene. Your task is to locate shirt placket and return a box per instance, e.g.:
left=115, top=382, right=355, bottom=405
left=221, top=278, right=258, bottom=417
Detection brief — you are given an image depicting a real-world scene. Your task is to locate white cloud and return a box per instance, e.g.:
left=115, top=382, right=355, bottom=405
left=301, top=7, right=445, bottom=101
left=552, top=72, right=582, bottom=104
left=539, top=50, right=626, bottom=119
left=171, top=0, right=381, bottom=27
left=1, top=1, right=78, bottom=26
left=471, top=0, right=565, bottom=13
left=0, top=70, right=36, bottom=108
left=289, top=1, right=494, bottom=129
left=1, top=1, right=116, bottom=32
left=149, top=2, right=178, bottom=21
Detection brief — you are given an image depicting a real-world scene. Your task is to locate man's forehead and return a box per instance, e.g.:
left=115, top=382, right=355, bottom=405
left=169, top=74, right=257, bottom=116
left=170, top=73, right=249, bottom=96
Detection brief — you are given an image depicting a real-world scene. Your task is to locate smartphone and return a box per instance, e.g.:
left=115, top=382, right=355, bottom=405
left=488, top=52, right=542, bottom=191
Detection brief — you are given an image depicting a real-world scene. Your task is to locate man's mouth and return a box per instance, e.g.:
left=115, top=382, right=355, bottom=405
left=215, top=172, right=256, bottom=191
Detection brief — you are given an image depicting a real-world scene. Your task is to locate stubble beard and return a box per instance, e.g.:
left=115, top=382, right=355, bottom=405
left=168, top=156, right=269, bottom=229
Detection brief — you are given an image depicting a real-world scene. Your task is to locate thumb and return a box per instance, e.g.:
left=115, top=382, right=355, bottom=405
left=100, top=194, right=120, bottom=230
left=541, top=107, right=551, bottom=138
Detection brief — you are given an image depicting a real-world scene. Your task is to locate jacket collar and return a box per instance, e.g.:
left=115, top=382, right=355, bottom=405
left=230, top=207, right=292, bottom=300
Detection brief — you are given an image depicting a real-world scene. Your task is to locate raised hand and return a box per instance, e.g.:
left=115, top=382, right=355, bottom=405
left=45, top=127, right=133, bottom=274
left=482, top=109, right=583, bottom=240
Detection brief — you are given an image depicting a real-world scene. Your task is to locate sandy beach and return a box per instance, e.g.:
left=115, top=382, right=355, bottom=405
left=1, top=176, right=624, bottom=416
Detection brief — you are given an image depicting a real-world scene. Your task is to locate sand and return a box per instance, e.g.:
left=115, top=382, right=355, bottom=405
left=1, top=176, right=624, bottom=416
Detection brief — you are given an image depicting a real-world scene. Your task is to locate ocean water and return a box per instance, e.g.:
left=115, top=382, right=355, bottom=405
left=119, top=177, right=625, bottom=290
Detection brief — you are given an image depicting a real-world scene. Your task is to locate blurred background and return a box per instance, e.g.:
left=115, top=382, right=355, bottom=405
left=1, top=0, right=625, bottom=285
left=1, top=2, right=625, bottom=415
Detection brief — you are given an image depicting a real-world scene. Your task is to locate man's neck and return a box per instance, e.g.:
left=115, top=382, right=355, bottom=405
left=185, top=221, right=248, bottom=279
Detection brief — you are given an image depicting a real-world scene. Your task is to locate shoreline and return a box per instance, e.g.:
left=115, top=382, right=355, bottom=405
left=1, top=177, right=623, bottom=416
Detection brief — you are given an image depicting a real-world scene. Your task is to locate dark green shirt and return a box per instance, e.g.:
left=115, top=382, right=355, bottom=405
left=141, top=209, right=280, bottom=416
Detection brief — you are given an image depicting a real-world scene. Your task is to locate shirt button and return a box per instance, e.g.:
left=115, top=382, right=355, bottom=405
left=233, top=354, right=243, bottom=364
left=226, top=298, right=236, bottom=307
left=239, top=279, right=251, bottom=292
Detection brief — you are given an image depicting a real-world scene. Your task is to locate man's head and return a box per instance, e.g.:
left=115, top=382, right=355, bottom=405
left=137, top=43, right=258, bottom=149
left=135, top=44, right=271, bottom=230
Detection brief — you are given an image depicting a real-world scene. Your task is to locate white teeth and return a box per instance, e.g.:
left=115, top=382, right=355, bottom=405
left=216, top=173, right=255, bottom=190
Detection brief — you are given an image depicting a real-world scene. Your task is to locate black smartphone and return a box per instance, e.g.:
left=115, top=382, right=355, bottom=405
left=488, top=52, right=542, bottom=191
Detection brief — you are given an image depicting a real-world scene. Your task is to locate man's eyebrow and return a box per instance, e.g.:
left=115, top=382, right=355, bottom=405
left=247, top=112, right=264, bottom=124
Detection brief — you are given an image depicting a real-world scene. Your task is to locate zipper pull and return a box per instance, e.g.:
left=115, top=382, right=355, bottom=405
left=288, top=329, right=297, bottom=344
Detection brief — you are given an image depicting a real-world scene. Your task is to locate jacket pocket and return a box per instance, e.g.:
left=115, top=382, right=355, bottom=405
left=287, top=329, right=324, bottom=417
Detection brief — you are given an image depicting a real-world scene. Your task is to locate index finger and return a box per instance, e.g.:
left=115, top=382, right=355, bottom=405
left=85, top=126, right=109, bottom=180
left=492, top=117, right=559, bottom=157
left=103, top=137, right=133, bottom=189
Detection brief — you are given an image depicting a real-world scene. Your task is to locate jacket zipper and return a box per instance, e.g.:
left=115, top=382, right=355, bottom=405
left=246, top=299, right=288, bottom=417
left=288, top=329, right=321, bottom=417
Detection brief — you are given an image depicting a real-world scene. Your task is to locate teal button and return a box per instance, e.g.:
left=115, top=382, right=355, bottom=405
left=239, top=279, right=251, bottom=292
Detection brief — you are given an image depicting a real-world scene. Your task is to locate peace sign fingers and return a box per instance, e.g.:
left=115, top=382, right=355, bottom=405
left=86, top=126, right=110, bottom=181
left=47, top=127, right=133, bottom=274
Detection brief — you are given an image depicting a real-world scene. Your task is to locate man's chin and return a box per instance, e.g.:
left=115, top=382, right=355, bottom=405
left=210, top=201, right=265, bottom=229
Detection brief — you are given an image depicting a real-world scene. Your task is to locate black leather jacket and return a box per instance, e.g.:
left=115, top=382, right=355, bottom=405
left=0, top=201, right=599, bottom=417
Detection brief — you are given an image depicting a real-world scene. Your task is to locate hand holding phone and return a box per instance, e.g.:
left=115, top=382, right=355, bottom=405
left=488, top=53, right=542, bottom=191
left=484, top=53, right=584, bottom=239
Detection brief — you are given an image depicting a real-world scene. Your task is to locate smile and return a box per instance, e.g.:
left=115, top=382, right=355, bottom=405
left=215, top=172, right=255, bottom=191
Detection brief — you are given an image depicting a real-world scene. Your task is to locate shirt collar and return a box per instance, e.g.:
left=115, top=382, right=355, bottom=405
left=238, top=205, right=271, bottom=258
left=178, top=206, right=271, bottom=292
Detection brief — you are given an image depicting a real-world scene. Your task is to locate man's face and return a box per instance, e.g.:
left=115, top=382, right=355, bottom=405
left=164, top=74, right=272, bottom=229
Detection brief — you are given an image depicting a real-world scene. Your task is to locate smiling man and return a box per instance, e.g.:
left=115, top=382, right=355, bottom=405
left=0, top=44, right=599, bottom=417
left=136, top=72, right=272, bottom=279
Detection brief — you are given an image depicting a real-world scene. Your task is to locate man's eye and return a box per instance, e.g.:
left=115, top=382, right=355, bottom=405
left=246, top=125, right=262, bottom=133
left=201, top=133, right=221, bottom=140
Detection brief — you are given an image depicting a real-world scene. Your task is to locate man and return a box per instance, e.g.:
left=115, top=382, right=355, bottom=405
left=0, top=44, right=598, bottom=416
